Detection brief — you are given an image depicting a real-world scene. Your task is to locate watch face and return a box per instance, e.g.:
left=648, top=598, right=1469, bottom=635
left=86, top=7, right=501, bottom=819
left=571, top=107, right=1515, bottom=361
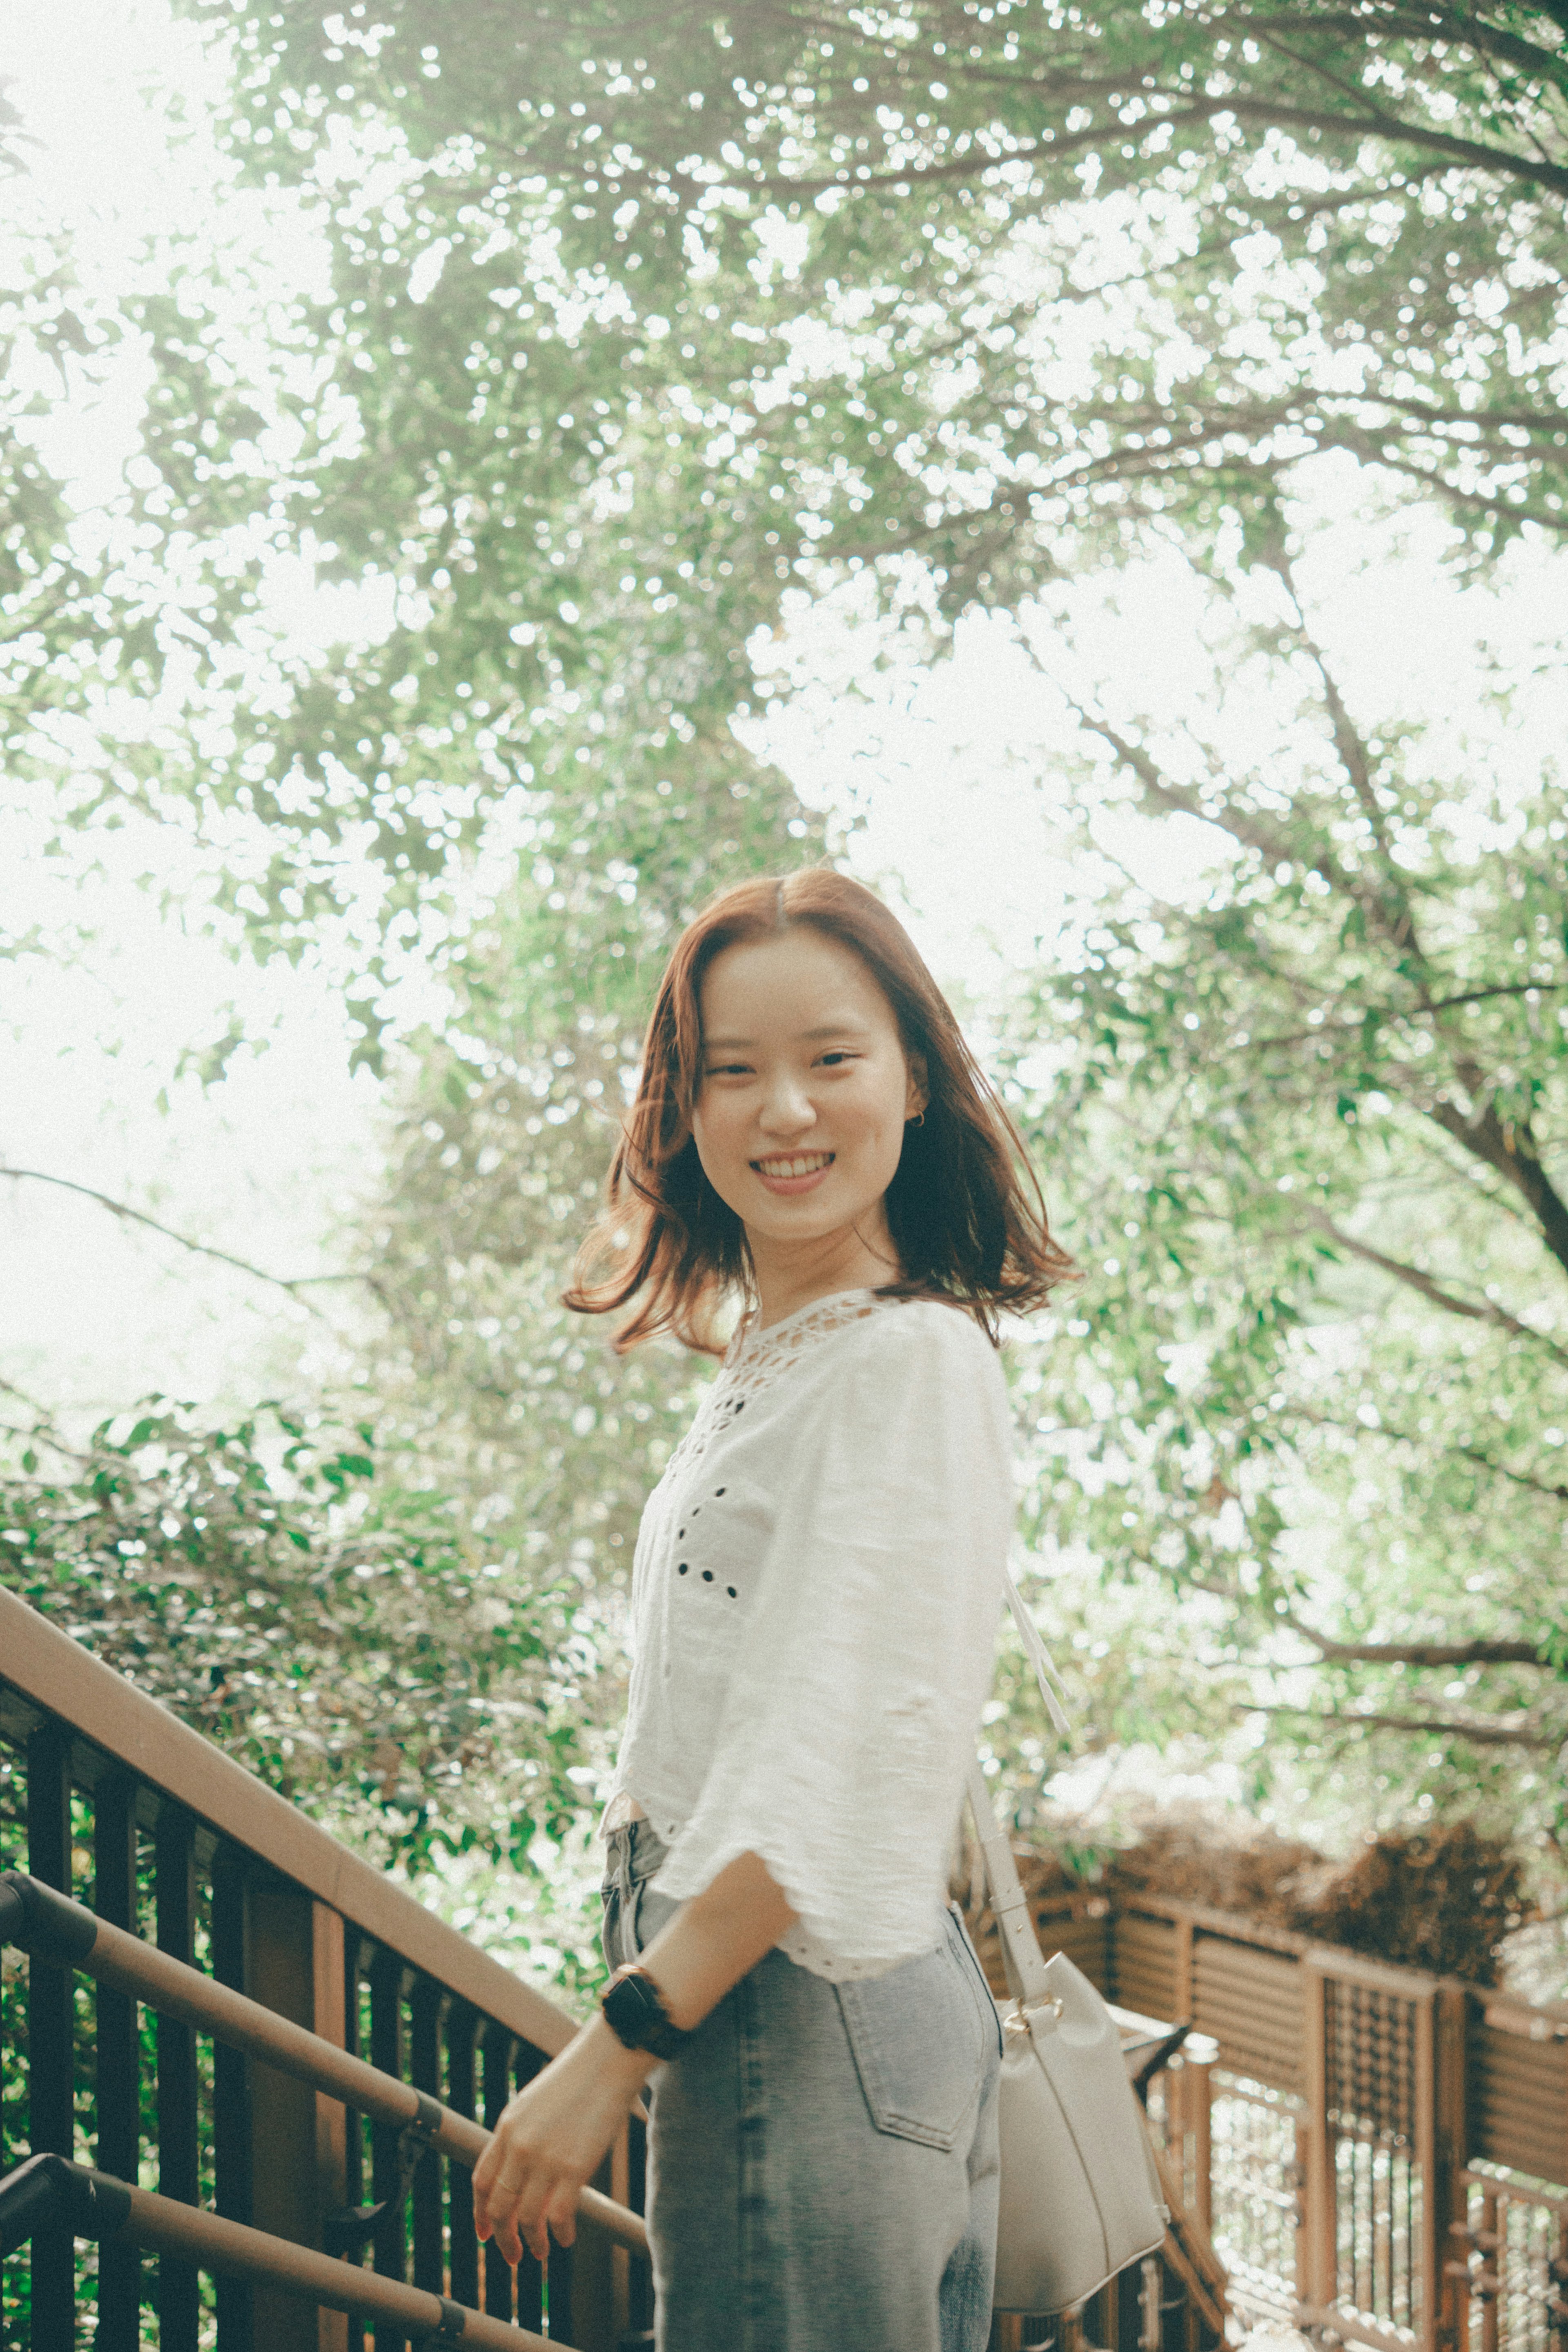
left=604, top=1971, right=657, bottom=2047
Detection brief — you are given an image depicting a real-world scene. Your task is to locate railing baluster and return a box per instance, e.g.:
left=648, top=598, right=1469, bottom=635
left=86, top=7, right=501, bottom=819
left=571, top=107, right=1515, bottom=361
left=94, top=1771, right=144, bottom=2352
left=26, top=1720, right=76, bottom=2352
left=445, top=2003, right=479, bottom=2314
left=369, top=1945, right=408, bottom=2352
left=510, top=2046, right=544, bottom=2336
left=482, top=2027, right=516, bottom=2325
left=341, top=1932, right=368, bottom=2352
left=628, top=2109, right=652, bottom=2342
left=314, top=1903, right=351, bottom=2352
left=212, top=1844, right=255, bottom=2352
left=409, top=1977, right=443, bottom=2298
left=156, top=1801, right=202, bottom=2352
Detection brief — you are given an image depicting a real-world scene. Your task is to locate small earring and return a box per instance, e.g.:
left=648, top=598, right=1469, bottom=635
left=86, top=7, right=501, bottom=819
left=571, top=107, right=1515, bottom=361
left=908, top=1109, right=925, bottom=1129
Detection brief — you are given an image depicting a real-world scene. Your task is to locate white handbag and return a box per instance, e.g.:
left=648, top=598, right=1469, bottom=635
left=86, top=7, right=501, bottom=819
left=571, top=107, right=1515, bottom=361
left=969, top=1574, right=1169, bottom=2317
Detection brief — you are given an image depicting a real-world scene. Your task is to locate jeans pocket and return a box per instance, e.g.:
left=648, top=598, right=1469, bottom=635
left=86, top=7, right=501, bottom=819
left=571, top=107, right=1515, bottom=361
left=836, top=1923, right=991, bottom=2151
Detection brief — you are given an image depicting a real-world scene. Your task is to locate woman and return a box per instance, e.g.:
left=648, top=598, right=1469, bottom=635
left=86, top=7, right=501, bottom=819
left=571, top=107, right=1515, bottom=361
left=472, top=869, right=1072, bottom=2350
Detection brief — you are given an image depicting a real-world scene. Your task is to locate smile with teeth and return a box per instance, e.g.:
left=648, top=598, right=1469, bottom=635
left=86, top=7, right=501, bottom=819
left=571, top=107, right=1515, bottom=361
left=752, top=1151, right=835, bottom=1178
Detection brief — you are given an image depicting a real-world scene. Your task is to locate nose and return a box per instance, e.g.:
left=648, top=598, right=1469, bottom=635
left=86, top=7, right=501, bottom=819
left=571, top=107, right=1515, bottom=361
left=757, top=1070, right=816, bottom=1137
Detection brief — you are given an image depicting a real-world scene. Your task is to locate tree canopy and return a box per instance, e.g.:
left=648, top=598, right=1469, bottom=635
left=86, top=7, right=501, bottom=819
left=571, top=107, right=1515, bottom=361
left=13, top=0, right=1568, bottom=1025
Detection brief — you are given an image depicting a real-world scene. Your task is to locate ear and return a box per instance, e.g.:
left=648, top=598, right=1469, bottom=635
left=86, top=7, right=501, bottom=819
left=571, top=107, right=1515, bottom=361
left=904, top=1052, right=929, bottom=1120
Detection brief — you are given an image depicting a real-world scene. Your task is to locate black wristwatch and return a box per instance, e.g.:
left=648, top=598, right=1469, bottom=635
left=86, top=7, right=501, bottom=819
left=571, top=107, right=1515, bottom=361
left=599, top=1963, right=691, bottom=2060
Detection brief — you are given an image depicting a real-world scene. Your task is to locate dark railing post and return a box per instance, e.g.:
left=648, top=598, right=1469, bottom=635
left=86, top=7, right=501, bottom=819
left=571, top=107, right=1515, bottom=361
left=408, top=1977, right=444, bottom=2298
left=481, top=2025, right=517, bottom=2327
left=212, top=1844, right=255, bottom=2352
left=156, top=1800, right=202, bottom=2352
left=313, top=1903, right=350, bottom=2352
left=26, top=1719, right=76, bottom=2352
left=504, top=2044, right=544, bottom=2336
left=557, top=2100, right=643, bottom=2352
left=1433, top=1983, right=1470, bottom=2352
left=342, top=1932, right=368, bottom=2352
left=628, top=2110, right=652, bottom=2341
left=1301, top=1959, right=1334, bottom=2330
left=249, top=1876, right=329, bottom=2352
left=369, top=1944, right=408, bottom=2352
left=445, top=2004, right=479, bottom=2315
left=94, top=1770, right=144, bottom=2352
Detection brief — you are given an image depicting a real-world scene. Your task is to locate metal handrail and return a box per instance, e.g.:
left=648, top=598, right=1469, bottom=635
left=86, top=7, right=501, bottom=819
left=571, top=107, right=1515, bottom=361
left=0, top=2153, right=549, bottom=2349
left=0, top=1869, right=649, bottom=2260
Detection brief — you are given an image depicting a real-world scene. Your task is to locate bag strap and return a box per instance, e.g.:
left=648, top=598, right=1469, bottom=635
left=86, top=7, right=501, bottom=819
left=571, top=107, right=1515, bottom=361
left=1002, top=1563, right=1071, bottom=1737
left=966, top=1759, right=1056, bottom=2007
left=967, top=1565, right=1072, bottom=2009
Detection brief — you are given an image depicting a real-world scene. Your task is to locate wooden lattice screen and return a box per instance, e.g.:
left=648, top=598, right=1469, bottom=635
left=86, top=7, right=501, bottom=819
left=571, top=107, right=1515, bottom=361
left=1025, top=1892, right=1568, bottom=2352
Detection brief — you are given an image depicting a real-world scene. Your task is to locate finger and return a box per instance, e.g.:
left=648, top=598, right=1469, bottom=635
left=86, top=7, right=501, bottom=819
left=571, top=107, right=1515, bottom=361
left=471, top=2139, right=497, bottom=2232
left=546, top=2183, right=577, bottom=2250
left=517, top=2198, right=549, bottom=2268
left=507, top=2177, right=552, bottom=2270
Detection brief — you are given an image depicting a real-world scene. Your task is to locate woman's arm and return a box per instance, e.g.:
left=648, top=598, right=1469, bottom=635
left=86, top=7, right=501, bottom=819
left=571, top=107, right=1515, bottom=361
left=471, top=1850, right=795, bottom=2265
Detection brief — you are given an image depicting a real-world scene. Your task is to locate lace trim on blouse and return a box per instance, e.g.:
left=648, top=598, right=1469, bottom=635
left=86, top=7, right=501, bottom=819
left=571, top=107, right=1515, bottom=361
left=659, top=1286, right=888, bottom=1488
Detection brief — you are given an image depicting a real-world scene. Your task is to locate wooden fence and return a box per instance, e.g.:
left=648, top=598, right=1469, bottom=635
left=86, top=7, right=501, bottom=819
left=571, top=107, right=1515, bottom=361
left=1009, top=1883, right=1568, bottom=2352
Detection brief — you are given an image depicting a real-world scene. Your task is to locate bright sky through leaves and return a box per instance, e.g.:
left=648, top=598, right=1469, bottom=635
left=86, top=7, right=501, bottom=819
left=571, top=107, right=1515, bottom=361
left=2, top=0, right=1565, bottom=1420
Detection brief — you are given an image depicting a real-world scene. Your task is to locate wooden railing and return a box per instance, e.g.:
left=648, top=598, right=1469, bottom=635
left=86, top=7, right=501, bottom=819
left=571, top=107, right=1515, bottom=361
left=12, top=1569, right=1562, bottom=2352
left=987, top=1880, right=1568, bottom=2352
left=0, top=1589, right=653, bottom=2352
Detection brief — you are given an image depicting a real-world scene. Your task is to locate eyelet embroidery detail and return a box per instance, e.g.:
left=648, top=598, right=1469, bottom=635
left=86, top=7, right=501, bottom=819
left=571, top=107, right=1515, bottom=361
left=659, top=1289, right=892, bottom=1488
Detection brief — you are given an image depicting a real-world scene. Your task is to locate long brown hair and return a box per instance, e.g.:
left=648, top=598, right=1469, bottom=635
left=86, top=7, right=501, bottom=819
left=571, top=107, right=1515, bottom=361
left=564, top=869, right=1075, bottom=1352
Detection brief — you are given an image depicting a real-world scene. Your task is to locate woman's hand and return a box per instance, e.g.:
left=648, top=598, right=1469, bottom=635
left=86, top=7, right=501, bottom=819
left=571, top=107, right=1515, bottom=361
left=471, top=2017, right=651, bottom=2267
left=473, top=1851, right=793, bottom=2265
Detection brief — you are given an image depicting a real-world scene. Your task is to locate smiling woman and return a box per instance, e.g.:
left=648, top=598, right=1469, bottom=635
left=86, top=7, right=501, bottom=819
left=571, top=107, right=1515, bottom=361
left=468, top=870, right=1077, bottom=2350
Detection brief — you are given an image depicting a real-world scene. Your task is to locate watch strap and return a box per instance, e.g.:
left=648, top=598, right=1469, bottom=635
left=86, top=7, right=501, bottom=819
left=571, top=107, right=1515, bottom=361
left=600, top=1964, right=690, bottom=2060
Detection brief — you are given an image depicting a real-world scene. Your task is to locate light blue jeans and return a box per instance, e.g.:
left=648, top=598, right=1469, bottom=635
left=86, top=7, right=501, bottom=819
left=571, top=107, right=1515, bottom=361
left=601, top=1819, right=1002, bottom=2352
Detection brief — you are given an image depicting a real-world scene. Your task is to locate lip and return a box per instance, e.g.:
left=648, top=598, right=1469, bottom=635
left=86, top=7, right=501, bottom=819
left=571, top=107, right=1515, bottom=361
left=750, top=1150, right=835, bottom=1197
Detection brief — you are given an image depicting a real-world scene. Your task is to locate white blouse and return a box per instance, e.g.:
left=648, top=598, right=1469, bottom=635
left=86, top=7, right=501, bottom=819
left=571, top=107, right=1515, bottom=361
left=602, top=1287, right=1016, bottom=1980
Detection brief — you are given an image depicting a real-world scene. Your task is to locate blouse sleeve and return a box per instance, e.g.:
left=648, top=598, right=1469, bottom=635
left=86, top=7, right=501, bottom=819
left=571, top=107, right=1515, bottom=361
left=649, top=1302, right=1015, bottom=1966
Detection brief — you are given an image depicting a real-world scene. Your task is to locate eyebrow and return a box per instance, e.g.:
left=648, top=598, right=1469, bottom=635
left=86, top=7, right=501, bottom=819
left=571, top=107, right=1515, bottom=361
left=703, top=1020, right=874, bottom=1051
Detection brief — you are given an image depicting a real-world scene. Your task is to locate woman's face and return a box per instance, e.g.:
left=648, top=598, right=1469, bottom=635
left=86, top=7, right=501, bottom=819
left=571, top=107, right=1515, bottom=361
left=691, top=927, right=926, bottom=1265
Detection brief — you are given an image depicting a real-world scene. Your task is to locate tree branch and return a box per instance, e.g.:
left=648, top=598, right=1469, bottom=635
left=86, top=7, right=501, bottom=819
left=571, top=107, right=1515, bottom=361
left=1423, top=1101, right=1568, bottom=1284
left=0, top=1168, right=361, bottom=1316
left=1266, top=544, right=1428, bottom=959
left=1290, top=1403, right=1568, bottom=1507
left=1242, top=982, right=1568, bottom=1052
left=0, top=1374, right=89, bottom=1463
left=1309, top=1209, right=1568, bottom=1366
left=1049, top=695, right=1376, bottom=912
left=597, top=81, right=1568, bottom=207
left=1275, top=1605, right=1550, bottom=1670
left=1185, top=1573, right=1555, bottom=1669
left=1235, top=1702, right=1559, bottom=1749
left=1314, top=5, right=1568, bottom=82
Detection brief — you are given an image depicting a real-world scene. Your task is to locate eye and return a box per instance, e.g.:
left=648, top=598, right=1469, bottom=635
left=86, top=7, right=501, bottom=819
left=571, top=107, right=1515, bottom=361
left=816, top=1049, right=858, bottom=1068
left=704, top=1060, right=753, bottom=1077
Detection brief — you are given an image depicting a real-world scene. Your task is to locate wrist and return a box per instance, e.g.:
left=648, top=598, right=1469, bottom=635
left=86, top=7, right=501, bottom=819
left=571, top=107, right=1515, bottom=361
left=584, top=2011, right=657, bottom=2082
